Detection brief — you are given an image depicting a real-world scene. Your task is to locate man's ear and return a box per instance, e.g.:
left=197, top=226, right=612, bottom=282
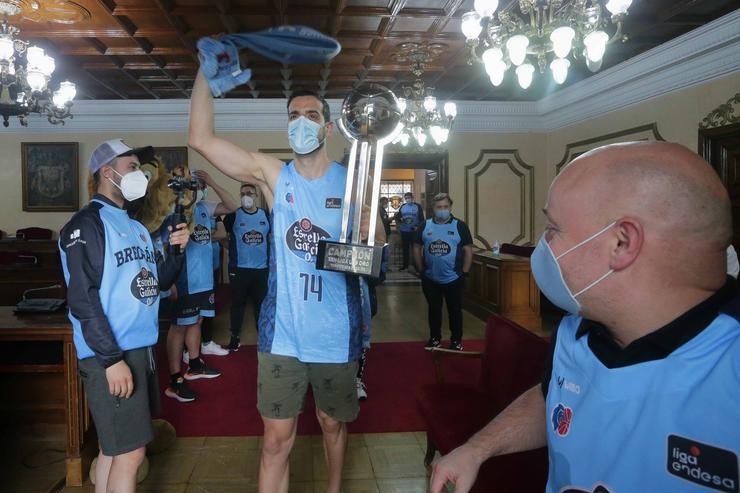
left=610, top=217, right=643, bottom=271
left=325, top=121, right=335, bottom=137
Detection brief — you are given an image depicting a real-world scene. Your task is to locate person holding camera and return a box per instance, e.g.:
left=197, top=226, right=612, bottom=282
left=59, top=139, right=189, bottom=493
left=414, top=193, right=473, bottom=351
left=163, top=168, right=238, bottom=403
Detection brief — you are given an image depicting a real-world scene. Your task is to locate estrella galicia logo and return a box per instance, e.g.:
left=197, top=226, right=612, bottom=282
left=191, top=223, right=211, bottom=245
left=325, top=197, right=342, bottom=209
left=285, top=192, right=294, bottom=204
left=285, top=217, right=330, bottom=263
left=242, top=229, right=264, bottom=246
left=667, top=435, right=738, bottom=492
left=551, top=403, right=573, bottom=437
left=402, top=215, right=414, bottom=224
left=130, top=267, right=159, bottom=306
left=428, top=239, right=451, bottom=256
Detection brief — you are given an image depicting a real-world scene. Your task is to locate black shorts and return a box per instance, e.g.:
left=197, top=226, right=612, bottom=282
left=78, top=347, right=160, bottom=456
left=173, top=290, right=215, bottom=326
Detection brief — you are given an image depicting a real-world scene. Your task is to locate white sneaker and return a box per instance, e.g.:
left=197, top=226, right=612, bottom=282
left=182, top=350, right=189, bottom=365
left=201, top=341, right=229, bottom=356
left=356, top=378, right=367, bottom=401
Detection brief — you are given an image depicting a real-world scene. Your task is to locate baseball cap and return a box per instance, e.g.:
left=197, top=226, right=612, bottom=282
left=88, top=139, right=154, bottom=174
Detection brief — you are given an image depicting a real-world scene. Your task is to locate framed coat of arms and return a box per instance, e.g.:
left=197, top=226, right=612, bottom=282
left=21, top=142, right=79, bottom=212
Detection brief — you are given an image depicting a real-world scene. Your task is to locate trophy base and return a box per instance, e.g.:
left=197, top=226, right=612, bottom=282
left=316, top=240, right=384, bottom=277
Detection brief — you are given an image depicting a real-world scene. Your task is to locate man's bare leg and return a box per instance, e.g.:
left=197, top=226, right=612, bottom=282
left=316, top=407, right=347, bottom=493
left=259, top=416, right=298, bottom=493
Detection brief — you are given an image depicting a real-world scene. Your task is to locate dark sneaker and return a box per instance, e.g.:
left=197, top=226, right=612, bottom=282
left=227, top=335, right=240, bottom=352
left=449, top=340, right=463, bottom=351
left=184, top=362, right=222, bottom=380
left=424, top=337, right=441, bottom=350
left=164, top=378, right=196, bottom=402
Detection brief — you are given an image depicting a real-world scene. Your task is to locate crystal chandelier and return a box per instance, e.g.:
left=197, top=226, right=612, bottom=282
left=0, top=7, right=76, bottom=127
left=461, top=0, right=632, bottom=89
left=391, top=44, right=457, bottom=148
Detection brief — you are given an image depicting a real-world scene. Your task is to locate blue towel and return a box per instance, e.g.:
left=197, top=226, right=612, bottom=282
left=197, top=26, right=342, bottom=97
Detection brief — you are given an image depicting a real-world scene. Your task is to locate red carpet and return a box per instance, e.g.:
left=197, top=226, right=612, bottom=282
left=155, top=340, right=484, bottom=437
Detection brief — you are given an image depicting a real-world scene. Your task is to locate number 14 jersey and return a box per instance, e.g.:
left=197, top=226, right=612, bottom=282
left=258, top=161, right=363, bottom=363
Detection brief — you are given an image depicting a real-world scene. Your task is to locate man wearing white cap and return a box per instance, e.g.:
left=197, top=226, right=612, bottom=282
left=59, top=139, right=189, bottom=493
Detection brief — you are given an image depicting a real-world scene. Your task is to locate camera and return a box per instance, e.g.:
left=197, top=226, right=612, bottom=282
left=167, top=175, right=199, bottom=193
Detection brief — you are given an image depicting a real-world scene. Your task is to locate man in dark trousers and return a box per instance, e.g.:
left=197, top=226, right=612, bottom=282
left=395, top=191, right=425, bottom=271
left=224, top=183, right=270, bottom=350
left=414, top=193, right=473, bottom=350
left=59, top=139, right=189, bottom=493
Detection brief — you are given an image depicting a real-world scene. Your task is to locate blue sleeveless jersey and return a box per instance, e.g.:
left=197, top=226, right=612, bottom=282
left=60, top=199, right=159, bottom=359
left=168, top=201, right=214, bottom=295
left=258, top=161, right=362, bottom=363
left=545, top=314, right=740, bottom=493
left=228, top=208, right=270, bottom=269
left=420, top=218, right=465, bottom=284
left=398, top=202, right=422, bottom=232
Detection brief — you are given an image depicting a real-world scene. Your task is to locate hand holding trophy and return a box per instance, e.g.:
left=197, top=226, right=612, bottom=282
left=316, top=83, right=403, bottom=277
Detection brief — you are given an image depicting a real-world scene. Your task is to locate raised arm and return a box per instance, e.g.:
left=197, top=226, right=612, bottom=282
left=188, top=70, right=283, bottom=196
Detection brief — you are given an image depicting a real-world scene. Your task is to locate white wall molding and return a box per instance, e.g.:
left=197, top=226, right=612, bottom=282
left=7, top=10, right=739, bottom=135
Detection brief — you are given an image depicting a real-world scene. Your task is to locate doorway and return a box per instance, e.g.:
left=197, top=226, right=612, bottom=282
left=699, top=122, right=740, bottom=249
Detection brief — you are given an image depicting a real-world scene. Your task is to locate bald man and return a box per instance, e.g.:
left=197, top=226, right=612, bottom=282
left=430, top=142, right=740, bottom=493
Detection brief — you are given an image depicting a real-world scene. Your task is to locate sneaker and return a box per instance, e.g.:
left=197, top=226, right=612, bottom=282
left=356, top=378, right=367, bottom=401
left=227, top=335, right=240, bottom=352
left=164, top=378, right=196, bottom=403
left=182, top=350, right=189, bottom=365
left=201, top=341, right=229, bottom=356
left=449, top=340, right=464, bottom=351
left=424, top=337, right=441, bottom=350
left=184, top=361, right=222, bottom=380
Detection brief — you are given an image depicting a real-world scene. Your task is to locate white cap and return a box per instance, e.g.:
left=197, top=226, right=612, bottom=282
left=88, top=139, right=153, bottom=174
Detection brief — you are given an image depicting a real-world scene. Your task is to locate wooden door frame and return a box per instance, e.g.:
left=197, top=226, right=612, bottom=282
left=698, top=122, right=740, bottom=180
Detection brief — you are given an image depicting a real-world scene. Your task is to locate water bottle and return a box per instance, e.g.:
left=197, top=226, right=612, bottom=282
left=492, top=241, right=500, bottom=256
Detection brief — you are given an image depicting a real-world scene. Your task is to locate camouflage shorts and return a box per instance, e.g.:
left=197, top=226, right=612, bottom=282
left=257, top=352, right=359, bottom=422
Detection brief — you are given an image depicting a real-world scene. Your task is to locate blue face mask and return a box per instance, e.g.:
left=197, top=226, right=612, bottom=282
left=434, top=209, right=450, bottom=221
left=288, top=116, right=324, bottom=155
left=530, top=221, right=616, bottom=315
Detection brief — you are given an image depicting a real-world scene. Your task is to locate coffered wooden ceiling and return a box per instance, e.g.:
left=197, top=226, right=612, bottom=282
left=10, top=0, right=739, bottom=101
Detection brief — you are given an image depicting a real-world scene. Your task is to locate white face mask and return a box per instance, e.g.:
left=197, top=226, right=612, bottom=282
left=108, top=168, right=148, bottom=201
left=241, top=195, right=255, bottom=209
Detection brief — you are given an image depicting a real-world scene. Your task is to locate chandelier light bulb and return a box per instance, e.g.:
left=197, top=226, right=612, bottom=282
left=550, top=26, right=575, bottom=59
left=473, top=0, right=498, bottom=18
left=423, top=95, right=436, bottom=112
left=443, top=101, right=457, bottom=119
left=40, top=54, right=55, bottom=77
left=59, top=81, right=77, bottom=102
left=550, top=58, right=570, bottom=84
left=482, top=47, right=503, bottom=74
left=515, top=63, right=535, bottom=89
left=461, top=11, right=483, bottom=41
left=605, top=0, right=632, bottom=16
left=400, top=133, right=410, bottom=146
left=26, top=70, right=46, bottom=92
left=585, top=54, right=603, bottom=72
left=441, top=128, right=450, bottom=143
left=26, top=46, right=45, bottom=69
left=488, top=60, right=506, bottom=87
left=0, top=37, right=13, bottom=62
left=430, top=125, right=444, bottom=145
left=417, top=132, right=427, bottom=147
left=506, top=35, right=529, bottom=66
left=397, top=97, right=407, bottom=113
left=584, top=30, right=609, bottom=62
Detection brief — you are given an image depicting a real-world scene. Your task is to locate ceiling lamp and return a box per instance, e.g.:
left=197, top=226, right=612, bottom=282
left=389, top=43, right=456, bottom=148
left=0, top=7, right=76, bottom=127
left=461, top=0, right=632, bottom=89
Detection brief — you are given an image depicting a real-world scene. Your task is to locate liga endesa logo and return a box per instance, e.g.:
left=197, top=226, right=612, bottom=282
left=285, top=217, right=330, bottom=263
left=667, top=435, right=738, bottom=492
left=551, top=403, right=573, bottom=437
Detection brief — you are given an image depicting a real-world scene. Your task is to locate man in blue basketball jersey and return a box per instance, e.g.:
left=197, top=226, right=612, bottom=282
left=395, top=191, right=425, bottom=270
left=224, top=183, right=270, bottom=351
left=414, top=193, right=473, bottom=351
left=189, top=69, right=386, bottom=493
left=59, top=139, right=190, bottom=493
left=430, top=142, right=740, bottom=493
left=163, top=168, right=238, bottom=403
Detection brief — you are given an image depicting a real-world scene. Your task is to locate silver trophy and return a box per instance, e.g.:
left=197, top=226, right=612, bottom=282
left=316, top=84, right=404, bottom=277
